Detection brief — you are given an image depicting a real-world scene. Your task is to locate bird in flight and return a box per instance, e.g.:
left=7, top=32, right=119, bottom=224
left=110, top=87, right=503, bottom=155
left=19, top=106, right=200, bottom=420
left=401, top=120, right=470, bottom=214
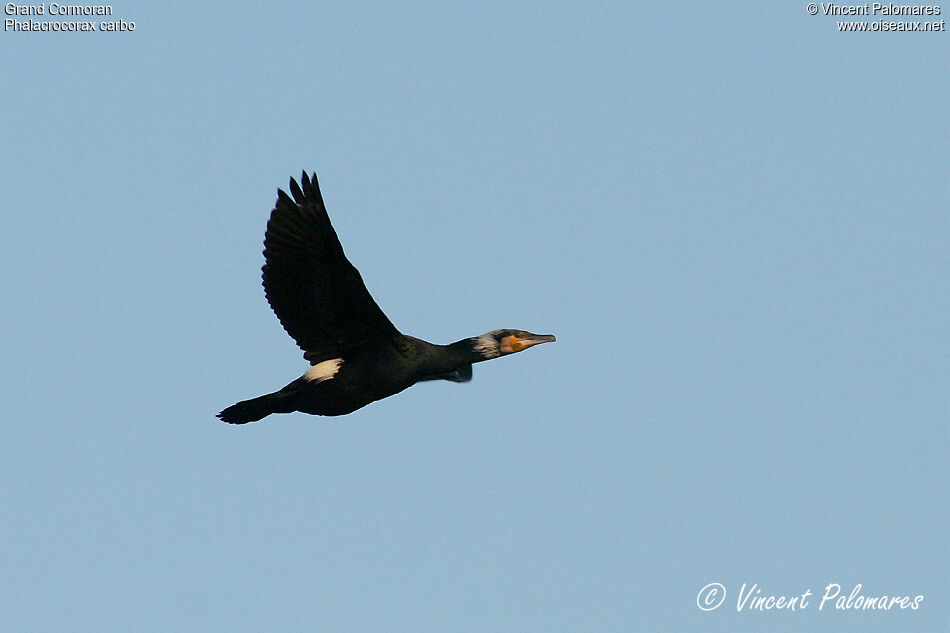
left=217, top=172, right=555, bottom=423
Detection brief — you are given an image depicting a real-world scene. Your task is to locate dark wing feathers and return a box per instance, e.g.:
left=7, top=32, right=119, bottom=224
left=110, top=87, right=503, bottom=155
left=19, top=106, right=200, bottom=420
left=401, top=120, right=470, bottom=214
left=262, top=172, right=400, bottom=363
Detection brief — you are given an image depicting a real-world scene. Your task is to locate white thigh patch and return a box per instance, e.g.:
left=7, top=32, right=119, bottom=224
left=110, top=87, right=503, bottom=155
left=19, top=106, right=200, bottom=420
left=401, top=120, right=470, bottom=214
left=303, top=358, right=343, bottom=383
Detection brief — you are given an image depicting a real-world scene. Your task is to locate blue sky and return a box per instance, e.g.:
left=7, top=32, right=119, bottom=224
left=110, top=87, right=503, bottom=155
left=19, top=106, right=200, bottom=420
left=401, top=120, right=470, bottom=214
left=2, top=3, right=947, bottom=632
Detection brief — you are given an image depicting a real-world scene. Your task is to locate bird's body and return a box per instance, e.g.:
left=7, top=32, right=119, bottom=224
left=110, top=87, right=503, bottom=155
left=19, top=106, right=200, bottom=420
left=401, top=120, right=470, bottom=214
left=217, top=172, right=554, bottom=424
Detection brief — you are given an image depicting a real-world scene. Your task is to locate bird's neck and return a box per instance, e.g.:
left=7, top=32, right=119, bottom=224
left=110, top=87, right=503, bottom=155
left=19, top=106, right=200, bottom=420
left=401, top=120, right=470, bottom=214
left=444, top=335, right=500, bottom=365
left=406, top=335, right=499, bottom=378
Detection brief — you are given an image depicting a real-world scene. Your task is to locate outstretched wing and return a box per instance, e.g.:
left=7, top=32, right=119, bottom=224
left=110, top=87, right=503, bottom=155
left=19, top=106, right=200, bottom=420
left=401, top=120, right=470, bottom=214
left=262, top=171, right=400, bottom=363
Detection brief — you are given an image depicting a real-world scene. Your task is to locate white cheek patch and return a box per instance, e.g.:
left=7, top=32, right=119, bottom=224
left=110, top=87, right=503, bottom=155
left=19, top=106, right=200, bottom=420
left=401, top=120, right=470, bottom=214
left=303, top=358, right=343, bottom=383
left=474, top=331, right=501, bottom=359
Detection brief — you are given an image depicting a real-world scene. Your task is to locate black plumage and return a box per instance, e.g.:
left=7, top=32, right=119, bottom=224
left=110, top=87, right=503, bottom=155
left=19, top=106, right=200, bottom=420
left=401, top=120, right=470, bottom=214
left=217, top=171, right=554, bottom=424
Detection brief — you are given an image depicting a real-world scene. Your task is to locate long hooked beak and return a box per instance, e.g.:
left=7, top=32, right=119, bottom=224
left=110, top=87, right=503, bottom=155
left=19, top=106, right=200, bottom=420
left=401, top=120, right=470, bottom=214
left=520, top=332, right=556, bottom=348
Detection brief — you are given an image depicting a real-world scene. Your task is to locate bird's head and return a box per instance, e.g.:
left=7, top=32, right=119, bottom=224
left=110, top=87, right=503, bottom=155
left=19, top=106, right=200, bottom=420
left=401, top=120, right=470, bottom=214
left=473, top=329, right=556, bottom=359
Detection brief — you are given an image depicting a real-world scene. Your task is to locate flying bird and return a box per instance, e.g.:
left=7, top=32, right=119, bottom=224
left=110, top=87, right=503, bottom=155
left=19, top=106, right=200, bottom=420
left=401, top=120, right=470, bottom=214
left=217, top=171, right=555, bottom=423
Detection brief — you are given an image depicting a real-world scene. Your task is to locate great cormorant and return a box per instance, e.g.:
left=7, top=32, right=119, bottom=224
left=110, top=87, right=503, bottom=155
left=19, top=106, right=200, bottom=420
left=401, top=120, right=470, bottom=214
left=217, top=172, right=555, bottom=423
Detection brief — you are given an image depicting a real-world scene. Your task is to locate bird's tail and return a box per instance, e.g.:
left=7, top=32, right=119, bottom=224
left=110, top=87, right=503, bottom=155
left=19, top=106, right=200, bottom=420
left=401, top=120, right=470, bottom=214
left=217, top=390, right=297, bottom=424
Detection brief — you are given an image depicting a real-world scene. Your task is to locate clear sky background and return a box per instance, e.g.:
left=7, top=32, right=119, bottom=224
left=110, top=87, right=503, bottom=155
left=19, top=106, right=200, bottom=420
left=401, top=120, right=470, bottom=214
left=2, top=2, right=946, bottom=632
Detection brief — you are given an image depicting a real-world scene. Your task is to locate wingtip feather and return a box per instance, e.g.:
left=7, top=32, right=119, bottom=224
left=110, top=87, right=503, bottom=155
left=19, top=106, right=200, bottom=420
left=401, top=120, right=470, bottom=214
left=288, top=177, right=305, bottom=204
left=276, top=188, right=295, bottom=208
